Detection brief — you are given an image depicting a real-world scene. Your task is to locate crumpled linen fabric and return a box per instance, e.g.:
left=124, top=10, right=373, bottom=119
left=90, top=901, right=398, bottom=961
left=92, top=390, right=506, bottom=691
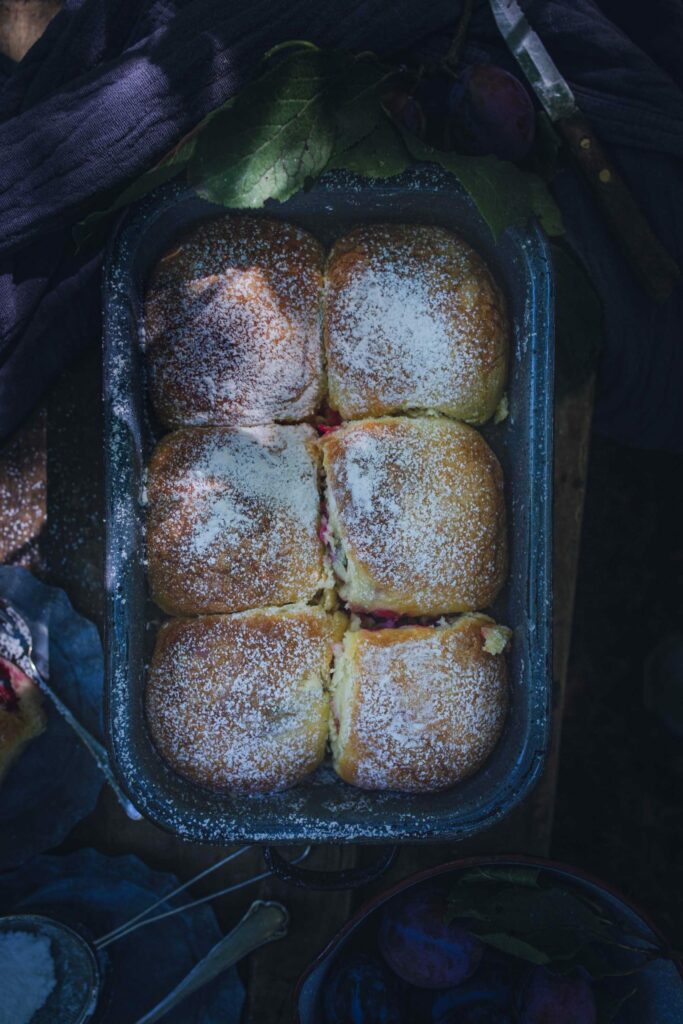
left=0, top=0, right=681, bottom=448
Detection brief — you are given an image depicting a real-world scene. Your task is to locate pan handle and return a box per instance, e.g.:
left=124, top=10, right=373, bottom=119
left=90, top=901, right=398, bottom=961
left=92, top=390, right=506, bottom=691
left=263, top=845, right=398, bottom=890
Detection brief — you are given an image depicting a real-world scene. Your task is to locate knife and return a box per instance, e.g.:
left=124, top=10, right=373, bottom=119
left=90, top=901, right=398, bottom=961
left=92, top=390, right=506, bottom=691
left=489, top=0, right=679, bottom=302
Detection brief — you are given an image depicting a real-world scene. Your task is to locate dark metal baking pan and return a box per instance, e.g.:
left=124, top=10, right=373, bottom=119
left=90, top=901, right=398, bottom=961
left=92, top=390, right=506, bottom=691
left=103, top=166, right=553, bottom=844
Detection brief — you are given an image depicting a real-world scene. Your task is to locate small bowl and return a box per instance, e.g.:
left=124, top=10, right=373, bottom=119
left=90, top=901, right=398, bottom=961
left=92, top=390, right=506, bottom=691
left=295, top=855, right=683, bottom=1023
left=0, top=914, right=100, bottom=1024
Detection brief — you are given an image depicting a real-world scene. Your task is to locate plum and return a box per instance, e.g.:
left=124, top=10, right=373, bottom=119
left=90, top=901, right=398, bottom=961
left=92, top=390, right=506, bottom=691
left=447, top=64, right=535, bottom=161
left=518, top=966, right=597, bottom=1024
left=382, top=89, right=426, bottom=139
left=410, top=952, right=517, bottom=1022
left=437, top=1007, right=514, bottom=1024
left=323, top=952, right=405, bottom=1024
left=378, top=886, right=483, bottom=989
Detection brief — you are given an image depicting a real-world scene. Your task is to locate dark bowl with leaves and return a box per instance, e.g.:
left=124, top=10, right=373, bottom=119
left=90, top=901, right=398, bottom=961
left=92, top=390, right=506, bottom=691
left=295, top=856, right=683, bottom=1024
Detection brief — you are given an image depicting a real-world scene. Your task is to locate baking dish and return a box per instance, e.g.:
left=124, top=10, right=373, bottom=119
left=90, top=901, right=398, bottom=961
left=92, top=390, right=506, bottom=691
left=103, top=166, right=553, bottom=843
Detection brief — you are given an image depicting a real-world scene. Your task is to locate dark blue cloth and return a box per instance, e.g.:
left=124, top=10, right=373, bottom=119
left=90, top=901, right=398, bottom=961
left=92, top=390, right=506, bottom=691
left=0, top=0, right=682, bottom=448
left=0, top=848, right=245, bottom=1022
left=0, top=567, right=104, bottom=870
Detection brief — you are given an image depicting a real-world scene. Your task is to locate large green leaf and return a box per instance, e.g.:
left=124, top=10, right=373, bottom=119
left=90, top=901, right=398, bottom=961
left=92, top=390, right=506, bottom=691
left=326, top=114, right=411, bottom=177
left=446, top=874, right=661, bottom=978
left=190, top=49, right=395, bottom=208
left=73, top=42, right=566, bottom=250
left=400, top=131, right=563, bottom=239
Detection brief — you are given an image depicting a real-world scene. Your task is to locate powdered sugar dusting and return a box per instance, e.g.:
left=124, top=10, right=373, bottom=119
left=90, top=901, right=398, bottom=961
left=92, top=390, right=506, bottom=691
left=322, top=417, right=507, bottom=616
left=144, top=216, right=325, bottom=427
left=145, top=607, right=345, bottom=792
left=0, top=930, right=56, bottom=1024
left=146, top=424, right=327, bottom=614
left=325, top=224, right=508, bottom=422
left=336, top=619, right=508, bottom=791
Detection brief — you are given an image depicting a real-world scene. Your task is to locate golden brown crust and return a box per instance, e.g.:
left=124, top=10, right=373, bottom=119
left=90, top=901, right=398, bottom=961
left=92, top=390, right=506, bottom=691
left=320, top=416, right=507, bottom=616
left=0, top=658, right=46, bottom=785
left=331, top=615, right=508, bottom=792
left=324, top=224, right=509, bottom=422
left=144, top=216, right=325, bottom=427
left=145, top=606, right=347, bottom=793
left=146, top=424, right=328, bottom=615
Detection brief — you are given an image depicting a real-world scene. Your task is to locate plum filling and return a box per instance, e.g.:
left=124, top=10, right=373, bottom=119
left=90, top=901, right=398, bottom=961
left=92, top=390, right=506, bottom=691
left=319, top=505, right=349, bottom=581
left=331, top=696, right=341, bottom=736
left=318, top=513, right=332, bottom=547
left=315, top=408, right=342, bottom=435
left=345, top=609, right=433, bottom=630
left=0, top=662, right=19, bottom=712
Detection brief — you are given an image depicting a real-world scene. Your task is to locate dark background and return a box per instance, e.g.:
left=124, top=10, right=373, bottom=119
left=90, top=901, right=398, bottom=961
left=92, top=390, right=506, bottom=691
left=553, top=436, right=683, bottom=945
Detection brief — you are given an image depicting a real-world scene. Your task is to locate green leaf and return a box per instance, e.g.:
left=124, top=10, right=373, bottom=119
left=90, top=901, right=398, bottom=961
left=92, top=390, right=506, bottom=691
left=453, top=866, right=542, bottom=888
left=398, top=131, right=563, bottom=239
left=72, top=43, right=565, bottom=252
left=326, top=114, right=410, bottom=178
left=190, top=49, right=397, bottom=209
left=472, top=931, right=552, bottom=964
left=190, top=50, right=336, bottom=206
left=446, top=878, right=656, bottom=977
left=552, top=240, right=604, bottom=395
left=330, top=59, right=397, bottom=159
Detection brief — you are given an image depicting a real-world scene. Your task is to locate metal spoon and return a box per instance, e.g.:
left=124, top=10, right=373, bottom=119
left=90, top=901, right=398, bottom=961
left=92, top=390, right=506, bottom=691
left=0, top=598, right=142, bottom=820
left=0, top=900, right=288, bottom=1024
left=133, top=900, right=289, bottom=1024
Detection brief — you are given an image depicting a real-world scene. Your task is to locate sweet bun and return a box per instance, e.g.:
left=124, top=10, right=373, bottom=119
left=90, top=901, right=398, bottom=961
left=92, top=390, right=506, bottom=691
left=146, top=423, right=330, bottom=615
left=146, top=606, right=348, bottom=793
left=320, top=416, right=507, bottom=616
left=0, top=657, right=46, bottom=786
left=324, top=224, right=508, bottom=422
left=330, top=615, right=509, bottom=792
left=144, top=216, right=325, bottom=427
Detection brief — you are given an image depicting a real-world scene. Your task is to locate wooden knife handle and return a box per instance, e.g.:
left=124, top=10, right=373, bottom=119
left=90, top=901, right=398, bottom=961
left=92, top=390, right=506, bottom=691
left=557, top=113, right=679, bottom=302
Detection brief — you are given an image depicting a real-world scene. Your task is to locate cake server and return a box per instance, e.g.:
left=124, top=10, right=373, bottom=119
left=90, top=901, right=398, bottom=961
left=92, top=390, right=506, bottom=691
left=0, top=597, right=142, bottom=820
left=488, top=0, right=679, bottom=302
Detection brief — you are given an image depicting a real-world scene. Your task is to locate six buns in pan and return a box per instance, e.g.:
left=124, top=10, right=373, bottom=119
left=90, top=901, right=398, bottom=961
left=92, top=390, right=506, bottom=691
left=142, top=215, right=513, bottom=796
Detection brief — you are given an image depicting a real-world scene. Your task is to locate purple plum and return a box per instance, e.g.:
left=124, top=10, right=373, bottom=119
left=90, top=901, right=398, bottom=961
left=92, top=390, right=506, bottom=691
left=323, top=953, right=405, bottom=1024
left=378, top=886, right=483, bottom=989
left=383, top=89, right=427, bottom=139
left=438, top=1007, right=514, bottom=1024
left=447, top=64, right=535, bottom=161
left=410, top=952, right=518, bottom=1022
left=518, top=966, right=597, bottom=1024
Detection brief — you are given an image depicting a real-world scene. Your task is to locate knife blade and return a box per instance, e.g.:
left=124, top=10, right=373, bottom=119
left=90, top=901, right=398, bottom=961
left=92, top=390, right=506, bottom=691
left=489, top=0, right=679, bottom=301
left=488, top=0, right=577, bottom=122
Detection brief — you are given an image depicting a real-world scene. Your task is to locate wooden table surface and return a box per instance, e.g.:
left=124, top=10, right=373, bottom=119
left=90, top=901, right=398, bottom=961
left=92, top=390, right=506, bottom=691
left=0, top=5, right=595, bottom=1020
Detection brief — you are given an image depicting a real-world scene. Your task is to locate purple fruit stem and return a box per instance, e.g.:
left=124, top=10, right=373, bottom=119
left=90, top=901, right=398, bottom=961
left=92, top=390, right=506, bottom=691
left=445, top=0, right=475, bottom=72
